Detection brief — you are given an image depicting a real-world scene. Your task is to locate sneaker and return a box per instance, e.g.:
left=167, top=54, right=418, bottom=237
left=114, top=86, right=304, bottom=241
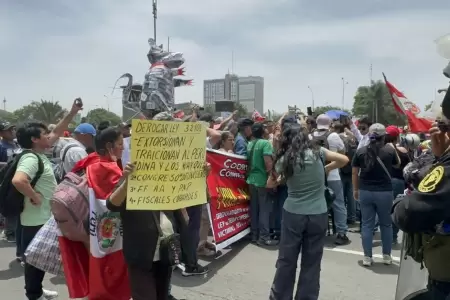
left=362, top=256, right=373, bottom=267
left=335, top=234, right=350, bottom=245
left=257, top=239, right=279, bottom=246
left=383, top=254, right=392, bottom=265
left=42, top=288, right=58, bottom=299
left=182, top=265, right=209, bottom=277
left=5, top=235, right=15, bottom=243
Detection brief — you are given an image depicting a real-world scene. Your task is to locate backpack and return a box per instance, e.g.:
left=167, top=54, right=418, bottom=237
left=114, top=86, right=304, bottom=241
left=53, top=144, right=80, bottom=184
left=312, top=131, right=331, bottom=149
left=339, top=134, right=358, bottom=175
left=0, top=150, right=44, bottom=217
left=50, top=171, right=90, bottom=245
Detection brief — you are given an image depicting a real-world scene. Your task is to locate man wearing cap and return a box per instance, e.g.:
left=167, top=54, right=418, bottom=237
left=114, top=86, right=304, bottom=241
left=59, top=123, right=96, bottom=174
left=0, top=121, right=20, bottom=243
left=313, top=114, right=350, bottom=245
left=234, top=118, right=254, bottom=156
left=119, top=122, right=132, bottom=138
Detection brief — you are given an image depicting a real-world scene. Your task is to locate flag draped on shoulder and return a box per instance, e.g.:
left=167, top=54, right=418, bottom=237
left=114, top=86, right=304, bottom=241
left=58, top=153, right=131, bottom=300
left=383, top=73, right=433, bottom=133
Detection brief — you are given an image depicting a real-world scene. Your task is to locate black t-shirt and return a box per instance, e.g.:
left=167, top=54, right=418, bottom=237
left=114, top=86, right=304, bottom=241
left=352, top=144, right=398, bottom=191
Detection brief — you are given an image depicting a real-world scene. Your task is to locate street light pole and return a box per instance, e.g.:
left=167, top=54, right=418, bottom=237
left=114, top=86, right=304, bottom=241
left=307, top=86, right=315, bottom=111
left=341, top=77, right=348, bottom=109
left=103, top=95, right=110, bottom=112
left=152, top=0, right=158, bottom=43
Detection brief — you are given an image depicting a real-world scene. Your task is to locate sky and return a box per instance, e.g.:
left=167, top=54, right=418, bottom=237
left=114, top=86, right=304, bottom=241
left=1, top=0, right=450, bottom=117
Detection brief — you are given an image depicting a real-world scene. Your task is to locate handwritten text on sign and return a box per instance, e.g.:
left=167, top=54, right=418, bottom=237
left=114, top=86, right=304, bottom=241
left=127, top=120, right=207, bottom=210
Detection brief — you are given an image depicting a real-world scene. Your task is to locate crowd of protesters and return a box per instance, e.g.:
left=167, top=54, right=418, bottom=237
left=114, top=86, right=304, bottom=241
left=0, top=100, right=439, bottom=300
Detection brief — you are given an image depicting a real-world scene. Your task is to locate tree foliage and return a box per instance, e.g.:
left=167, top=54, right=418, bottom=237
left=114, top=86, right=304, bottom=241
left=0, top=109, right=17, bottom=123
left=85, top=108, right=121, bottom=126
left=352, top=80, right=406, bottom=125
left=235, top=103, right=249, bottom=117
left=9, top=99, right=67, bottom=124
left=313, top=106, right=350, bottom=116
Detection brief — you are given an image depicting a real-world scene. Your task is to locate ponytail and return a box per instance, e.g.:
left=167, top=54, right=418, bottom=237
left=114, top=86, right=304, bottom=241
left=364, top=136, right=384, bottom=170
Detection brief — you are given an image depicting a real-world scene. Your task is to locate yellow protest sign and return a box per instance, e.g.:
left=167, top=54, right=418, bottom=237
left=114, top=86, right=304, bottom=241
left=127, top=119, right=207, bottom=210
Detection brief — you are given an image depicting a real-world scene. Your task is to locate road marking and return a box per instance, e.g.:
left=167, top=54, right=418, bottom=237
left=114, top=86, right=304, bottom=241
left=324, top=247, right=401, bottom=262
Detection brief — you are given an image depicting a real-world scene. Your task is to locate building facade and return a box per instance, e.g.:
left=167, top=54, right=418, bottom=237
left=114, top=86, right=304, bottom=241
left=203, top=74, right=264, bottom=113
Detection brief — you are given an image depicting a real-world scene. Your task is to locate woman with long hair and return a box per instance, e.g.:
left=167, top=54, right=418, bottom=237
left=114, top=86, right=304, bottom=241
left=352, top=124, right=400, bottom=267
left=385, top=126, right=410, bottom=244
left=270, top=126, right=348, bottom=300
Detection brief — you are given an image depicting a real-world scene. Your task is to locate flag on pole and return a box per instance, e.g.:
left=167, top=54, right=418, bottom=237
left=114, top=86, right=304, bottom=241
left=383, top=73, right=433, bottom=133
left=58, top=153, right=131, bottom=300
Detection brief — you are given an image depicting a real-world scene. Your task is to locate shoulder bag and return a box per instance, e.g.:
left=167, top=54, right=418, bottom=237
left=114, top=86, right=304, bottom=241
left=152, top=211, right=182, bottom=267
left=376, top=156, right=392, bottom=181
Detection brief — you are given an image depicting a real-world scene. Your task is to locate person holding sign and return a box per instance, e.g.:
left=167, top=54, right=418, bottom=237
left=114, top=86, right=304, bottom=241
left=107, top=161, right=199, bottom=300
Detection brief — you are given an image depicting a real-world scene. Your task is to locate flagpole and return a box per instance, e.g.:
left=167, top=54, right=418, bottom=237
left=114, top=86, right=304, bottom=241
left=152, top=0, right=157, bottom=43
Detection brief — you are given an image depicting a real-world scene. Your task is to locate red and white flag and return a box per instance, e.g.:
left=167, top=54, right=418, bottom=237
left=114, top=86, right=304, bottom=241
left=383, top=74, right=433, bottom=133
left=252, top=110, right=265, bottom=122
left=58, top=153, right=131, bottom=300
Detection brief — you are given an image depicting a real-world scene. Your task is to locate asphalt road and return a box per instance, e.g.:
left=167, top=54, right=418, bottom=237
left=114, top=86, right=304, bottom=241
left=0, top=227, right=402, bottom=299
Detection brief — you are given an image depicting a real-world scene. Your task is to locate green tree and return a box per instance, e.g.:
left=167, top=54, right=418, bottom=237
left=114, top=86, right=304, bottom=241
left=313, top=106, right=350, bottom=116
left=352, top=80, right=406, bottom=125
left=235, top=103, right=248, bottom=117
left=12, top=100, right=67, bottom=124
left=204, top=105, right=214, bottom=114
left=0, top=109, right=17, bottom=123
left=86, top=108, right=121, bottom=126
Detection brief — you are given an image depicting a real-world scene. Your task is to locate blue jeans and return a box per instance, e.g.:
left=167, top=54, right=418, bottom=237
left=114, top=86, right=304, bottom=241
left=4, top=215, right=17, bottom=238
left=359, top=190, right=393, bottom=257
left=272, top=185, right=288, bottom=235
left=328, top=180, right=348, bottom=235
left=341, top=175, right=357, bottom=222
left=392, top=178, right=405, bottom=240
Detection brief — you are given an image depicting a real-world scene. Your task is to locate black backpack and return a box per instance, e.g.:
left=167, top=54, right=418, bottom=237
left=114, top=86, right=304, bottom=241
left=340, top=134, right=358, bottom=175
left=0, top=150, right=44, bottom=217
left=312, top=131, right=331, bottom=149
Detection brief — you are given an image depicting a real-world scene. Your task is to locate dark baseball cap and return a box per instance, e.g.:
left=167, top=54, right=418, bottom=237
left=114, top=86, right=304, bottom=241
left=238, top=118, right=254, bottom=128
left=0, top=122, right=15, bottom=131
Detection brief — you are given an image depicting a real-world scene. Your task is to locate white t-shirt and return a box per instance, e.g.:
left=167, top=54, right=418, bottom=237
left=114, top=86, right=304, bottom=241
left=60, top=140, right=88, bottom=173
left=312, top=131, right=345, bottom=181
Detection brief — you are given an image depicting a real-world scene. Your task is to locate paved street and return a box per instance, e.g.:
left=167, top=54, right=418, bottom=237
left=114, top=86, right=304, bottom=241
left=0, top=228, right=402, bottom=299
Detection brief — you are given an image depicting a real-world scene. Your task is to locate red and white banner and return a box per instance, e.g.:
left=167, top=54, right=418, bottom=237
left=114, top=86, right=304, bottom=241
left=383, top=74, right=433, bottom=133
left=206, top=149, right=250, bottom=250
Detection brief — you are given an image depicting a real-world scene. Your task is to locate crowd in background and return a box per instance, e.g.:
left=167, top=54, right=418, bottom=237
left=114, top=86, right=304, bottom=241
left=0, top=101, right=441, bottom=300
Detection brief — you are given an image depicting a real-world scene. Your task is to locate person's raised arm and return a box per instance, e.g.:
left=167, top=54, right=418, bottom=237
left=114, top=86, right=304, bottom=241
left=218, top=110, right=237, bottom=130
left=48, top=98, right=83, bottom=146
left=322, top=147, right=348, bottom=173
left=106, top=163, right=135, bottom=212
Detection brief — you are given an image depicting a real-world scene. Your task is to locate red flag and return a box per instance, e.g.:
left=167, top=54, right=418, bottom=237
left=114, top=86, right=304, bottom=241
left=383, top=74, right=433, bottom=133
left=59, top=154, right=131, bottom=300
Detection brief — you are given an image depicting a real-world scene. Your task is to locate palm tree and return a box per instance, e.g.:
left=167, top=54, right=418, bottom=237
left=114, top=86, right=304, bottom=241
left=31, top=100, right=67, bottom=124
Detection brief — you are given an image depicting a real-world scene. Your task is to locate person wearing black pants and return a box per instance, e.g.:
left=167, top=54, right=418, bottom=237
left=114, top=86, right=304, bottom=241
left=22, top=225, right=45, bottom=300
left=182, top=204, right=209, bottom=276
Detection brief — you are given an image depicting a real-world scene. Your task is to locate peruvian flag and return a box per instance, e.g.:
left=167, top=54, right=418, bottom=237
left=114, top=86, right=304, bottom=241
left=58, top=153, right=131, bottom=300
left=383, top=73, right=433, bottom=133
left=252, top=110, right=266, bottom=122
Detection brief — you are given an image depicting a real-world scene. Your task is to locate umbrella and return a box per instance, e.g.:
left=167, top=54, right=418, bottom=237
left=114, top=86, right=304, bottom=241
left=325, top=110, right=349, bottom=119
